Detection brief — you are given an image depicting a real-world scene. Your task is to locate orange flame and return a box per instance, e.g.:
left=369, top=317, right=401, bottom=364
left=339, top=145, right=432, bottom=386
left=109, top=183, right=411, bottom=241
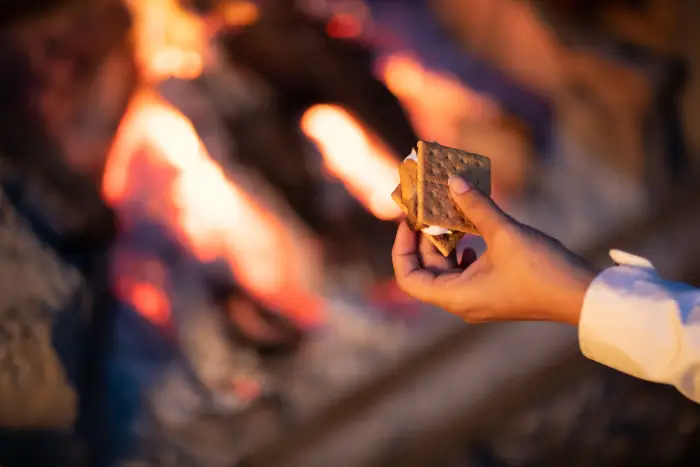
left=105, top=90, right=324, bottom=327
left=219, top=1, right=260, bottom=27
left=126, top=0, right=207, bottom=81
left=111, top=0, right=406, bottom=325
left=301, top=104, right=401, bottom=220
left=126, top=0, right=260, bottom=82
left=379, top=52, right=500, bottom=146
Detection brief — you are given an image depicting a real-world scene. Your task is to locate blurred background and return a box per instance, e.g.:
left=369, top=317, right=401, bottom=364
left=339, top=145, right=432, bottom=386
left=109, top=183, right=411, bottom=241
left=1, top=0, right=700, bottom=465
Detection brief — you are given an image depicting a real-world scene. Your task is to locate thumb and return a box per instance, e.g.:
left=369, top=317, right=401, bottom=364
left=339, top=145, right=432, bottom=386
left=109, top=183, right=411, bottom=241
left=448, top=175, right=509, bottom=240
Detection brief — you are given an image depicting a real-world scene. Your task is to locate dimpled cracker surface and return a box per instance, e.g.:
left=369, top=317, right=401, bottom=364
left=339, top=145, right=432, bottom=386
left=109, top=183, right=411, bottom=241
left=392, top=187, right=462, bottom=256
left=416, top=141, right=490, bottom=232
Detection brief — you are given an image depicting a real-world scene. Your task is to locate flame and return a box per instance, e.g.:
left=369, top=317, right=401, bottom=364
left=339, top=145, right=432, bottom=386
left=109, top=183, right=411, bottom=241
left=126, top=0, right=207, bottom=81
left=301, top=105, right=401, bottom=220
left=105, top=90, right=324, bottom=327
left=126, top=0, right=260, bottom=82
left=219, top=1, right=260, bottom=27
left=379, top=52, right=500, bottom=146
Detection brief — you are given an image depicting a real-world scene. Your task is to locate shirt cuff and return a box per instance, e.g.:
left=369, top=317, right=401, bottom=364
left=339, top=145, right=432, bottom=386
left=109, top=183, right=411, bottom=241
left=578, top=249, right=661, bottom=380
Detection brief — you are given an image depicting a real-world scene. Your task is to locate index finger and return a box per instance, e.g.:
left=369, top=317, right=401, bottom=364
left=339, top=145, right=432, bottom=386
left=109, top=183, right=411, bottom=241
left=392, top=221, right=440, bottom=300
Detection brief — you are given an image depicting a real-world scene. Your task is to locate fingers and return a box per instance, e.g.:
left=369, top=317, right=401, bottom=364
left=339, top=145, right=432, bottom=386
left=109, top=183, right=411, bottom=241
left=392, top=221, right=444, bottom=301
left=448, top=176, right=511, bottom=241
left=419, top=234, right=457, bottom=271
left=393, top=222, right=493, bottom=315
left=392, top=221, right=429, bottom=281
left=392, top=220, right=418, bottom=258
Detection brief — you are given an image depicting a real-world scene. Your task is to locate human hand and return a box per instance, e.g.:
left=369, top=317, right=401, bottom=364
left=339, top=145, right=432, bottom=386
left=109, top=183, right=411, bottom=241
left=392, top=176, right=598, bottom=325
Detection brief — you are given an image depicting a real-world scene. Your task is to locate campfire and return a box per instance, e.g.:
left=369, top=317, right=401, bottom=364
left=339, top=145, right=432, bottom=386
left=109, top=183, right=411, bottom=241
left=81, top=0, right=516, bottom=463
left=105, top=0, right=409, bottom=331
left=100, top=0, right=512, bottom=346
left=104, top=89, right=325, bottom=327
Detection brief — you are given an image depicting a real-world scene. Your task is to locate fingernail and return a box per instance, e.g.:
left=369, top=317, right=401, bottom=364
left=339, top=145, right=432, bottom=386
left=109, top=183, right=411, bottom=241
left=448, top=176, right=470, bottom=194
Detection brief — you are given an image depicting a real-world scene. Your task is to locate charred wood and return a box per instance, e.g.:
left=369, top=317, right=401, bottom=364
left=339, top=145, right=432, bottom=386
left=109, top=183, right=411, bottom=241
left=217, top=0, right=418, bottom=158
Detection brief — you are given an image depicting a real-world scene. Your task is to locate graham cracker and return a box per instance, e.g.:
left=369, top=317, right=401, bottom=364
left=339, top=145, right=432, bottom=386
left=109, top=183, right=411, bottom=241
left=391, top=185, right=408, bottom=215
left=394, top=159, right=464, bottom=257
left=427, top=231, right=465, bottom=257
left=398, top=160, right=423, bottom=230
left=416, top=141, right=490, bottom=233
left=399, top=159, right=418, bottom=200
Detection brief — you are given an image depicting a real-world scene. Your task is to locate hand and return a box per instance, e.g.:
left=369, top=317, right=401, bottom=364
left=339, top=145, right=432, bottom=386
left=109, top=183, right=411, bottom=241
left=392, top=176, right=599, bottom=325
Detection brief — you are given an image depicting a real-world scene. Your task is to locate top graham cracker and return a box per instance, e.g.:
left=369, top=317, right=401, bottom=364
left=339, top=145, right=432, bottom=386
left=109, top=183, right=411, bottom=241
left=416, top=141, right=491, bottom=233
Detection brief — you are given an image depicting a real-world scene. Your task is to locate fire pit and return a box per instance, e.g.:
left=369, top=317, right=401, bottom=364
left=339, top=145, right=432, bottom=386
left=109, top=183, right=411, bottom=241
left=91, top=1, right=461, bottom=464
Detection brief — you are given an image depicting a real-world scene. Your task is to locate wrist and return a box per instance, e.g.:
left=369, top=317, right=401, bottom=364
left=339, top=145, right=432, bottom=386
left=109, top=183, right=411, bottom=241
left=556, top=264, right=598, bottom=325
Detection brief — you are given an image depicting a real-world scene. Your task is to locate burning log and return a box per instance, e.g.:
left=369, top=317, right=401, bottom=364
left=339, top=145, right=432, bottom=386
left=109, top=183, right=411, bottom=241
left=218, top=0, right=418, bottom=158
left=105, top=90, right=325, bottom=326
left=163, top=66, right=401, bottom=275
left=94, top=1, right=442, bottom=463
left=195, top=1, right=417, bottom=274
left=125, top=0, right=413, bottom=275
left=101, top=86, right=444, bottom=465
left=102, top=90, right=327, bottom=461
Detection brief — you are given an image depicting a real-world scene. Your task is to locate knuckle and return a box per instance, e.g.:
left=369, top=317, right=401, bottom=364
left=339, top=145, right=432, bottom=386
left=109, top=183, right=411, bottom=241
left=394, top=273, right=409, bottom=291
left=396, top=278, right=410, bottom=294
left=395, top=273, right=424, bottom=298
left=460, top=309, right=488, bottom=323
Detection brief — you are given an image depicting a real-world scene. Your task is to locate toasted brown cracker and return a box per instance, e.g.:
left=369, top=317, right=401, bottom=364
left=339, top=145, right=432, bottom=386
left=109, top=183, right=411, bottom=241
left=398, top=160, right=423, bottom=230
left=394, top=150, right=474, bottom=256
left=416, top=141, right=490, bottom=233
left=392, top=185, right=408, bottom=215
left=394, top=165, right=462, bottom=256
left=399, top=159, right=418, bottom=200
left=426, top=231, right=464, bottom=257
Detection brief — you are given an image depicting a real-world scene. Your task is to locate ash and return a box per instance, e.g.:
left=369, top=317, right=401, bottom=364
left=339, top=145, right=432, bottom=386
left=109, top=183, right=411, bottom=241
left=109, top=285, right=453, bottom=466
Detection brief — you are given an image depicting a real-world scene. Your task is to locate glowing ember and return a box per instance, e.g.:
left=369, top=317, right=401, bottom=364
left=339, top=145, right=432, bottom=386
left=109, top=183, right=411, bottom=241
left=110, top=252, right=172, bottom=326
left=301, top=104, right=401, bottom=220
left=122, top=281, right=171, bottom=326
left=326, top=13, right=363, bottom=39
left=105, top=91, right=324, bottom=327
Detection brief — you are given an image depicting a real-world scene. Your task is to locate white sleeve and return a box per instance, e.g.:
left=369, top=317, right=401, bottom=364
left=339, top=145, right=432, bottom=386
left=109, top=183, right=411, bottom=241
left=579, top=249, right=700, bottom=402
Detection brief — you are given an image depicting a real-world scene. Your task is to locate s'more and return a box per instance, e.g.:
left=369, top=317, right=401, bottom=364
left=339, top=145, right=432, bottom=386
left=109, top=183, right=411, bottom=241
left=392, top=141, right=491, bottom=256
